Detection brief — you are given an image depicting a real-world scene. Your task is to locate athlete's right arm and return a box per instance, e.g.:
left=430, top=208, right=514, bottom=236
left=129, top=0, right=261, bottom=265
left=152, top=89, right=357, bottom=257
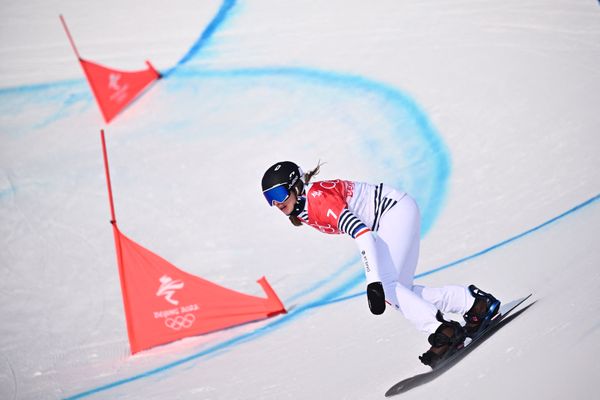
left=338, top=208, right=381, bottom=284
left=353, top=229, right=381, bottom=285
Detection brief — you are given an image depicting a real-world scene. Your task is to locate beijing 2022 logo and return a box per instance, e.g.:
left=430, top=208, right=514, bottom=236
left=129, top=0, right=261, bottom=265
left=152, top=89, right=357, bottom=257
left=155, top=275, right=199, bottom=331
left=156, top=275, right=184, bottom=305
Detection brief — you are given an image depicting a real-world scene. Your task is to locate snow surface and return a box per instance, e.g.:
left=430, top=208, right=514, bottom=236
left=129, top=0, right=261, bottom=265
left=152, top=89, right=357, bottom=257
left=1, top=0, right=599, bottom=399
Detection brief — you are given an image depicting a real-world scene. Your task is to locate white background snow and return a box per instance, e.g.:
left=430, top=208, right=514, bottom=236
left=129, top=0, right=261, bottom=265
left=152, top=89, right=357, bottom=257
left=1, top=0, right=599, bottom=399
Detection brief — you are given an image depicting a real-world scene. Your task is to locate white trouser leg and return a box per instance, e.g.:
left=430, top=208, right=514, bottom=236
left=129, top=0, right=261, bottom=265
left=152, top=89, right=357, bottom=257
left=413, top=285, right=474, bottom=315
left=375, top=194, right=474, bottom=333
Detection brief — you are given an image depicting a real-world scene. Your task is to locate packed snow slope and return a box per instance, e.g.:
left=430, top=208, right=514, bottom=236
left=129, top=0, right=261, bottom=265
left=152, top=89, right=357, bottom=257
left=1, top=1, right=599, bottom=399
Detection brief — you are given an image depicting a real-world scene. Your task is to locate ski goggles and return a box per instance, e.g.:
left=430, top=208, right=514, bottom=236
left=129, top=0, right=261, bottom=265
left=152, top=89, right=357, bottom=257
left=263, top=184, right=290, bottom=206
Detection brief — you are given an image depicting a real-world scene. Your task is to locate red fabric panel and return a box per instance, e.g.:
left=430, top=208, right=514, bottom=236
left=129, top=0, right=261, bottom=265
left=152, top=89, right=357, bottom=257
left=80, top=59, right=160, bottom=123
left=113, top=227, right=286, bottom=353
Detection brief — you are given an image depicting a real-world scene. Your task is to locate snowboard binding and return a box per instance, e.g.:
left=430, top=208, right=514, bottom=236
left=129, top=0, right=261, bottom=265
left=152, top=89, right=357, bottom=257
left=463, top=284, right=501, bottom=337
left=419, top=311, right=466, bottom=368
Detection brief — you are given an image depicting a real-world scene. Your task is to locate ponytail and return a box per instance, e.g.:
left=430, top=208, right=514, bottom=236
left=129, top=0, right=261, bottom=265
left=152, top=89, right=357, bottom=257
left=303, top=161, right=323, bottom=185
left=288, top=161, right=324, bottom=227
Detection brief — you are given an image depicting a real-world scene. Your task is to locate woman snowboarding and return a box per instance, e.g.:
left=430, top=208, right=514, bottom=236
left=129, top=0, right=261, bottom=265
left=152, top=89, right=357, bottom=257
left=261, top=161, right=500, bottom=366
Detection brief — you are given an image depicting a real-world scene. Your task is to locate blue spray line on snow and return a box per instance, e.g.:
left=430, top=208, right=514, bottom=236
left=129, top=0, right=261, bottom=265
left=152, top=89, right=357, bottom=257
left=169, top=65, right=451, bottom=235
left=161, top=0, right=237, bottom=77
left=63, top=193, right=600, bottom=400
left=415, top=193, right=600, bottom=278
left=285, top=256, right=359, bottom=304
left=317, top=193, right=600, bottom=306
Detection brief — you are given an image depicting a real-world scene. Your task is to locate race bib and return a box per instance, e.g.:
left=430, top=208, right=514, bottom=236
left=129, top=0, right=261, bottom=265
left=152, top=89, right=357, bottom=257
left=305, top=180, right=353, bottom=234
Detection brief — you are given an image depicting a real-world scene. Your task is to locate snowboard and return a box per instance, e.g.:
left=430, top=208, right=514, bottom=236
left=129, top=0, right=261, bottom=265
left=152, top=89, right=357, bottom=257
left=385, top=294, right=534, bottom=397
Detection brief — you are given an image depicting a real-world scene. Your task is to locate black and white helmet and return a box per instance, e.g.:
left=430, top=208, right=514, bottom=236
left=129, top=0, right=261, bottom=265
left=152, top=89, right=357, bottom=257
left=261, top=161, right=304, bottom=206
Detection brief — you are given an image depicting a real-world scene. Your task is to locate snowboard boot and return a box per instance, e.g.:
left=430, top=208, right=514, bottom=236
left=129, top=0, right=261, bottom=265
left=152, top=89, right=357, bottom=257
left=367, top=281, right=386, bottom=315
left=419, top=311, right=466, bottom=368
left=463, top=284, right=501, bottom=337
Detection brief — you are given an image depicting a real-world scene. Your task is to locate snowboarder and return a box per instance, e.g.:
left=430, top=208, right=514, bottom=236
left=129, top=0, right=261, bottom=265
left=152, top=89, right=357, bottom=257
left=261, top=161, right=501, bottom=366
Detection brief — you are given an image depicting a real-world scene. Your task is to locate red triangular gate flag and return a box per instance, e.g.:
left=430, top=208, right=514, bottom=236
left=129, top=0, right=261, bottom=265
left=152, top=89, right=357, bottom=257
left=60, top=15, right=160, bottom=123
left=113, top=224, right=286, bottom=354
left=100, top=130, right=286, bottom=354
left=80, top=59, right=160, bottom=123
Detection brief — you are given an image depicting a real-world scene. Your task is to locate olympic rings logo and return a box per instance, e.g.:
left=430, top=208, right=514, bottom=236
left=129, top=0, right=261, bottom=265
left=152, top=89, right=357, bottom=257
left=165, top=313, right=196, bottom=330
left=318, top=180, right=340, bottom=190
left=310, top=221, right=337, bottom=234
